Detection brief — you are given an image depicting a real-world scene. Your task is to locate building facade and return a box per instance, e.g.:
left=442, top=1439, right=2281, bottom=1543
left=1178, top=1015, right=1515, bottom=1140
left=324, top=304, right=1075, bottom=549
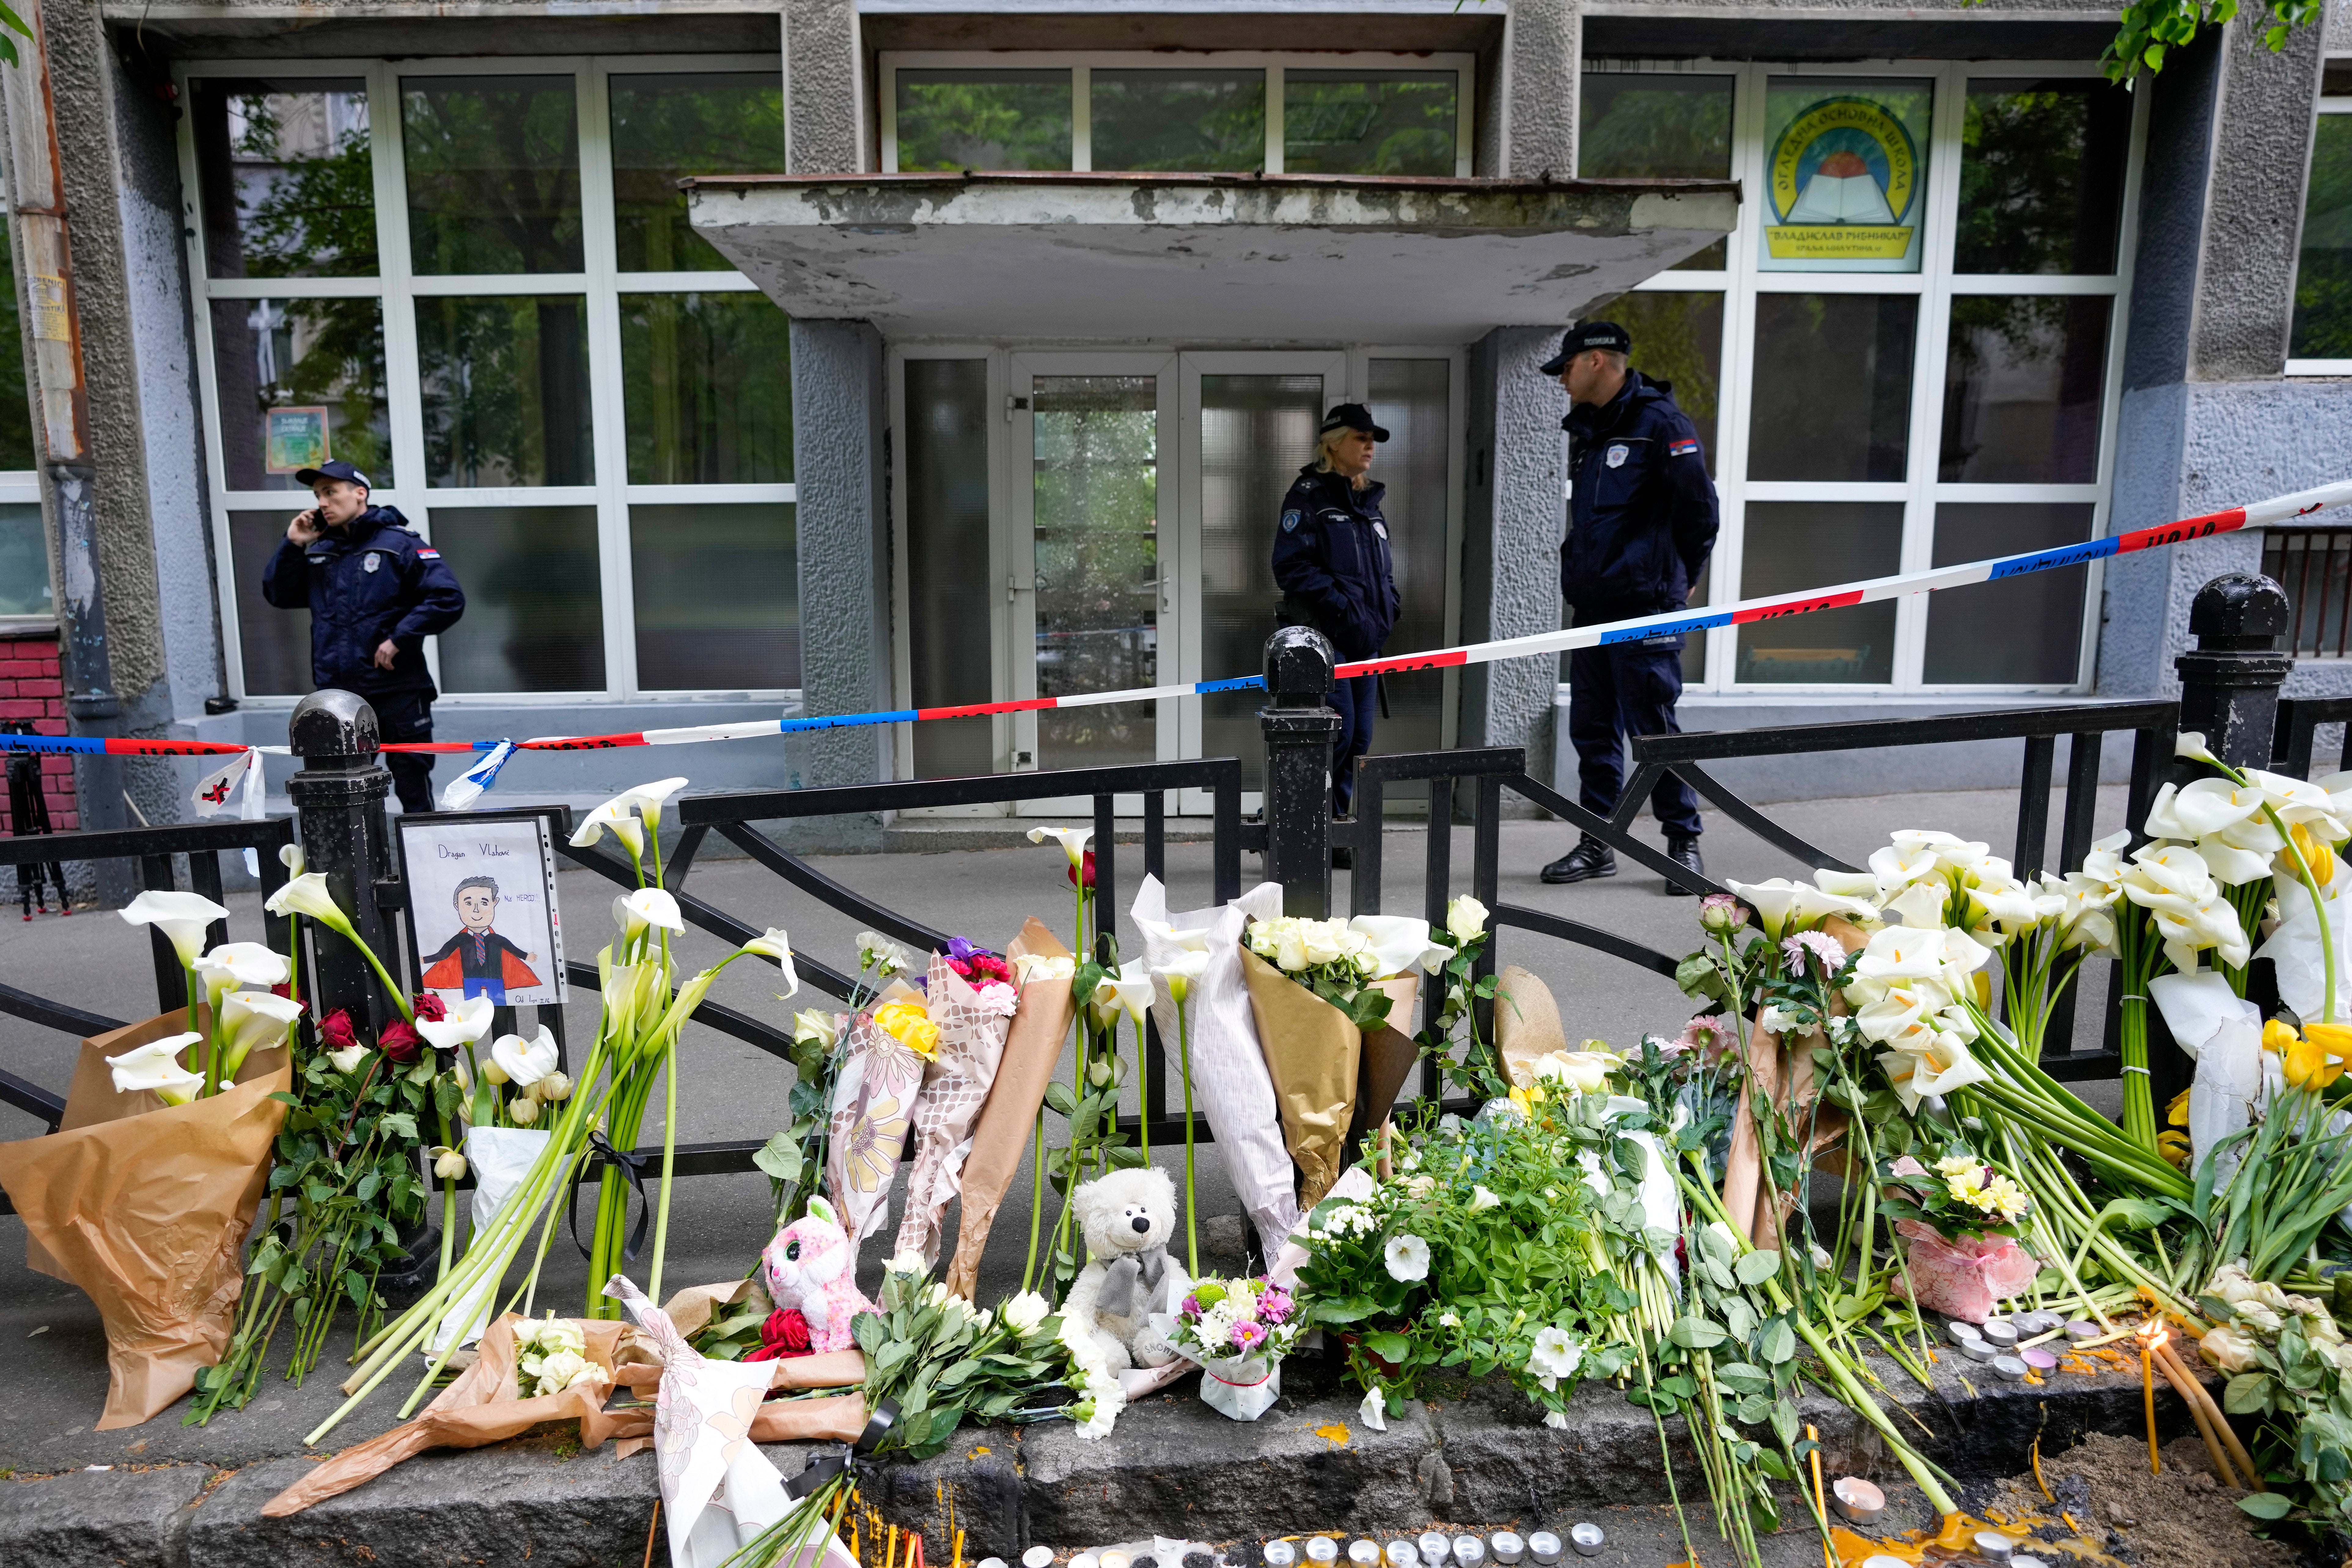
left=4, top=0, right=2349, bottom=834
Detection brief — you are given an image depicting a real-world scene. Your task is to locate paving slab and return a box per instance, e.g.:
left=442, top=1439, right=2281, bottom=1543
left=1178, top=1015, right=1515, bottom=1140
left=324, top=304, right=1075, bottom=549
left=0, top=1463, right=209, bottom=1568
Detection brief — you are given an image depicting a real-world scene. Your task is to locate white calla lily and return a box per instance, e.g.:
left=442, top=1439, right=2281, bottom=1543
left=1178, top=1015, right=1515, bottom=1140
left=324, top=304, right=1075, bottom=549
left=108, top=1034, right=205, bottom=1104
left=417, top=993, right=496, bottom=1052
left=1152, top=947, right=1211, bottom=1004
left=1876, top=1028, right=1989, bottom=1113
left=193, top=941, right=292, bottom=1006
left=2155, top=777, right=2268, bottom=839
left=120, top=890, right=232, bottom=967
left=490, top=1025, right=561, bottom=1088
left=569, top=796, right=646, bottom=859
left=617, top=777, right=690, bottom=835
left=277, top=842, right=305, bottom=876
left=219, top=990, right=306, bottom=1076
left=1098, top=958, right=1154, bottom=1026
left=739, top=928, right=801, bottom=997
left=1025, top=824, right=1092, bottom=868
left=621, top=887, right=685, bottom=934
left=1812, top=867, right=1880, bottom=900
left=263, top=872, right=354, bottom=933
left=2176, top=729, right=2220, bottom=765
left=1347, top=914, right=1444, bottom=979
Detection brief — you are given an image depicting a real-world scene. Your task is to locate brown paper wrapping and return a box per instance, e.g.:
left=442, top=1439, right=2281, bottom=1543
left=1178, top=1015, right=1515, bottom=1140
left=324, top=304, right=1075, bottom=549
left=1239, top=948, right=1361, bottom=1210
left=1722, top=915, right=1868, bottom=1247
left=1494, top=966, right=1569, bottom=1079
left=1345, top=976, right=1422, bottom=1165
left=0, top=1011, right=290, bottom=1430
left=943, top=918, right=1073, bottom=1300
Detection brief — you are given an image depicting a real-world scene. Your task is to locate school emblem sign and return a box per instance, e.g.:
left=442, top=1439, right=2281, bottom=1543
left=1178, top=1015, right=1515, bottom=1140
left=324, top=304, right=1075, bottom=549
left=1760, top=83, right=1930, bottom=274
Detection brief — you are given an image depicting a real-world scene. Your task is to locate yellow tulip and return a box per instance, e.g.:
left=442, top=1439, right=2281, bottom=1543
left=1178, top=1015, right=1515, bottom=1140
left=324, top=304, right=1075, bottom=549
left=2285, top=1028, right=2348, bottom=1091
left=2158, top=1130, right=2191, bottom=1169
left=2264, top=1019, right=2301, bottom=1057
left=2305, top=1022, right=2352, bottom=1087
left=2166, top=1088, right=2191, bottom=1128
left=2292, top=821, right=2338, bottom=889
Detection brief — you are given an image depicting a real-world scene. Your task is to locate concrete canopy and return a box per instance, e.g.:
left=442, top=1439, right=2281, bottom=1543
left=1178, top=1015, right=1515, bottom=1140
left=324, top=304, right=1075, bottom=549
left=687, top=171, right=1740, bottom=344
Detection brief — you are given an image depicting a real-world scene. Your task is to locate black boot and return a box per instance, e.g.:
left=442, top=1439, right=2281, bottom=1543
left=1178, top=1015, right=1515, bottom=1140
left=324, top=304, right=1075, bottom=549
left=1540, top=837, right=1617, bottom=884
left=1664, top=835, right=1705, bottom=895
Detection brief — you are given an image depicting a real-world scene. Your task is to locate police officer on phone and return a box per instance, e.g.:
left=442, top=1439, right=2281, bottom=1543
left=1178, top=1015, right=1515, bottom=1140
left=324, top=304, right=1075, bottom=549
left=1538, top=321, right=1719, bottom=891
left=1273, top=403, right=1400, bottom=828
left=261, top=459, right=465, bottom=813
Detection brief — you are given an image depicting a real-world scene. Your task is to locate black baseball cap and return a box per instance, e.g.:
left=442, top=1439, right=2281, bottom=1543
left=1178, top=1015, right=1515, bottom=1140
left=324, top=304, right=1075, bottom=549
left=295, top=458, right=372, bottom=490
left=1319, top=403, right=1390, bottom=442
left=1539, top=321, right=1634, bottom=376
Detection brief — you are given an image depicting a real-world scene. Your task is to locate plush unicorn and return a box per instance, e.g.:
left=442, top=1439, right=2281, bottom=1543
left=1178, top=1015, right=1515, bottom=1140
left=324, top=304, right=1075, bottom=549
left=759, top=1196, right=875, bottom=1354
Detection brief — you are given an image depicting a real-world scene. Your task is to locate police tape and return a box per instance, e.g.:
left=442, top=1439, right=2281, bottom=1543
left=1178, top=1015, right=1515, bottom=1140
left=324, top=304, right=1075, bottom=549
left=5, top=476, right=2348, bottom=775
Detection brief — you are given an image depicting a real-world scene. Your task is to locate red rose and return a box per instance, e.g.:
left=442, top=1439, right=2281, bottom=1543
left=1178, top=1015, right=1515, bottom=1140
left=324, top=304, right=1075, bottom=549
left=318, top=1009, right=359, bottom=1052
left=744, top=1308, right=814, bottom=1361
left=1068, top=850, right=1096, bottom=891
left=271, top=981, right=294, bottom=1000
left=411, top=993, right=448, bottom=1023
left=379, top=1019, right=425, bottom=1065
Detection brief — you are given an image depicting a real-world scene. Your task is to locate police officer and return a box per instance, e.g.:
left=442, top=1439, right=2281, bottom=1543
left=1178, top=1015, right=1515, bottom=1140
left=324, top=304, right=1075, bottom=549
left=1537, top=322, right=1719, bottom=892
left=261, top=459, right=465, bottom=813
left=1272, top=404, right=1400, bottom=825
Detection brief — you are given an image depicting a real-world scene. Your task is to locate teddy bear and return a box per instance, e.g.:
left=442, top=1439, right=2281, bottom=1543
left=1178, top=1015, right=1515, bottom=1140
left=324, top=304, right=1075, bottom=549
left=760, top=1195, right=876, bottom=1354
left=1060, top=1166, right=1188, bottom=1372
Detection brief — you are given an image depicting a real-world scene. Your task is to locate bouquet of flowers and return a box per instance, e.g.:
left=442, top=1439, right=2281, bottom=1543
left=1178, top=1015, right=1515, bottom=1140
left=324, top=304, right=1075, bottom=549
left=512, top=1313, right=608, bottom=1398
left=1879, top=1147, right=2038, bottom=1324
left=1160, top=1274, right=1300, bottom=1421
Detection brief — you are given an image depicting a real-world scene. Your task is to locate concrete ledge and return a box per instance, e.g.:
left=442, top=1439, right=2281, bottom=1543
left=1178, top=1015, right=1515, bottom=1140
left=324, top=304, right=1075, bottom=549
left=2, top=1463, right=208, bottom=1568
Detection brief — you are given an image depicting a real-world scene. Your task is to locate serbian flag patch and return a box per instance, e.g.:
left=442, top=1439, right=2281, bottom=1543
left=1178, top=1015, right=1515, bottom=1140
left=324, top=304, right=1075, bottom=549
left=1669, top=439, right=1701, bottom=457
left=417, top=547, right=441, bottom=558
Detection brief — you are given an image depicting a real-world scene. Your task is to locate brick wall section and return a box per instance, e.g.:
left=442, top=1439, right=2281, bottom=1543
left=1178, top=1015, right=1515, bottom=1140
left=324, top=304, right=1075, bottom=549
left=0, top=629, right=78, bottom=831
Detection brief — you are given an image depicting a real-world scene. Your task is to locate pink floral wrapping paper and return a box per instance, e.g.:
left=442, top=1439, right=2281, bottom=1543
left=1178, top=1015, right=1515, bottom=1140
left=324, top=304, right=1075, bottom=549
left=1890, top=1218, right=2038, bottom=1324
left=891, top=952, right=1017, bottom=1267
left=824, top=980, right=931, bottom=1245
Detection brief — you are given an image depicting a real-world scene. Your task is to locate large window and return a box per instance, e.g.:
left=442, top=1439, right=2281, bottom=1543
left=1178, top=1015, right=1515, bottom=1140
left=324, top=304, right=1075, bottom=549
left=1580, top=63, right=2138, bottom=692
left=0, top=213, right=42, bottom=626
left=183, top=58, right=796, bottom=700
left=882, top=53, right=1473, bottom=176
left=2289, top=63, right=2352, bottom=371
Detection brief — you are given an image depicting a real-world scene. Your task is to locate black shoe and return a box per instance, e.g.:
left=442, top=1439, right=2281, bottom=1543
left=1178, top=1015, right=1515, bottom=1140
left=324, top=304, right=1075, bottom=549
left=1663, top=835, right=1705, bottom=895
left=1540, top=839, right=1617, bottom=884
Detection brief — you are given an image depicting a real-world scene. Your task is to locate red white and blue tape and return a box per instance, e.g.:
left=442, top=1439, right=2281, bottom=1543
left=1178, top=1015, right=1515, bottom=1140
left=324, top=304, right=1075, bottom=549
left=5, top=477, right=2345, bottom=778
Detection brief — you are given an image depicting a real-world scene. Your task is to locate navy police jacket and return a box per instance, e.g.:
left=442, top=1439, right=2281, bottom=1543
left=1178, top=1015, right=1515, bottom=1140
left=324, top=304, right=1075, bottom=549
left=1561, top=370, right=1721, bottom=621
left=1271, top=466, right=1401, bottom=663
left=260, top=506, right=465, bottom=697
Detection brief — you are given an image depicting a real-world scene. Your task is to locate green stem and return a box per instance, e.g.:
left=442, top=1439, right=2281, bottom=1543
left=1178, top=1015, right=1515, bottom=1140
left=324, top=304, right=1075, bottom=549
left=1178, top=993, right=1198, bottom=1277
left=1022, top=1108, right=1046, bottom=1295
left=648, top=1030, right=679, bottom=1306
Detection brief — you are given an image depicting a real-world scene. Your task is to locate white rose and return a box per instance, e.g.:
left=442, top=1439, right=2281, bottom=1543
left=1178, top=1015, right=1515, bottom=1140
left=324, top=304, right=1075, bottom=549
left=1446, top=896, right=1488, bottom=943
left=1001, top=1291, right=1050, bottom=1334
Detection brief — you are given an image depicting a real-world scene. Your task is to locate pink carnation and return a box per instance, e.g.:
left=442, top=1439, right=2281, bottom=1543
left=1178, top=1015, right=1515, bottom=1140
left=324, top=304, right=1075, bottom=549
left=1180, top=1294, right=1200, bottom=1318
left=1672, top=1013, right=1737, bottom=1063
left=1782, top=930, right=1848, bottom=975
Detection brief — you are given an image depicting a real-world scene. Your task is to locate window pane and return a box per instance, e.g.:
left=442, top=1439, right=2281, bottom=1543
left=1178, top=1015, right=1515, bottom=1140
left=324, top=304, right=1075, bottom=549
left=417, top=296, right=592, bottom=487
left=0, top=502, right=49, bottom=616
left=1736, top=502, right=1903, bottom=684
left=609, top=72, right=784, bottom=272
left=1761, top=78, right=1933, bottom=274
left=209, top=297, right=392, bottom=491
left=402, top=76, right=583, bottom=275
left=1200, top=373, right=1324, bottom=792
left=905, top=360, right=994, bottom=777
left=2293, top=116, right=2352, bottom=359
left=1033, top=376, right=1158, bottom=770
left=1366, top=358, right=1451, bottom=776
left=1955, top=79, right=2132, bottom=275
left=1588, top=291, right=1723, bottom=471
left=1748, top=294, right=1917, bottom=483
left=192, top=78, right=376, bottom=279
left=1924, top=503, right=2091, bottom=684
left=429, top=505, right=604, bottom=692
left=229, top=509, right=311, bottom=695
left=1091, top=70, right=1263, bottom=172
left=1939, top=295, right=2109, bottom=483
left=619, top=292, right=793, bottom=484
left=894, top=70, right=1071, bottom=172
left=1578, top=74, right=1733, bottom=269
left=1284, top=71, right=1457, bottom=176
left=0, top=218, right=35, bottom=469
left=631, top=503, right=798, bottom=690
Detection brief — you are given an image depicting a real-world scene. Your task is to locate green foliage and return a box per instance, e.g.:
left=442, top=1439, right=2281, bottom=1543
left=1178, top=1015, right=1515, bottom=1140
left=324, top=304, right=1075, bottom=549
left=1418, top=923, right=1505, bottom=1103
left=2104, top=0, right=2321, bottom=81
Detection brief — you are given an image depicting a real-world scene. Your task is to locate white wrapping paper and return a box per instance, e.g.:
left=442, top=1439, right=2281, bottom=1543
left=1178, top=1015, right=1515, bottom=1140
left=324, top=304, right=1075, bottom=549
left=429, top=1126, right=553, bottom=1354
left=2255, top=862, right=2352, bottom=1022
left=1153, top=1315, right=1283, bottom=1421
left=1133, top=876, right=1295, bottom=1261
left=2150, top=970, right=2268, bottom=1184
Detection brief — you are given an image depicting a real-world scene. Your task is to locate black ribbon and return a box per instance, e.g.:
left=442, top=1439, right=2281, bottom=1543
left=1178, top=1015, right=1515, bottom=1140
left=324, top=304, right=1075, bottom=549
left=784, top=1399, right=900, bottom=1500
left=568, top=1131, right=652, bottom=1262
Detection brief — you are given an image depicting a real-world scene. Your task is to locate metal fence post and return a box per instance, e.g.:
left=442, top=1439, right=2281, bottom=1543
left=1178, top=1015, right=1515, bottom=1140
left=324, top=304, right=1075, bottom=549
left=288, top=690, right=400, bottom=1033
left=1260, top=626, right=1338, bottom=917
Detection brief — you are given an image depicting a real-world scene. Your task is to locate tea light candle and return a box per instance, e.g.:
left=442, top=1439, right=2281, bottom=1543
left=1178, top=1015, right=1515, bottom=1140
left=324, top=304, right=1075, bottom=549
left=1306, top=1541, right=1340, bottom=1565
left=1946, top=1320, right=1984, bottom=1346
left=1567, top=1524, right=1604, bottom=1559
left=1024, top=1551, right=1055, bottom=1568
left=2017, top=1310, right=2063, bottom=1335
left=1972, top=1531, right=2017, bottom=1563
left=1451, top=1537, right=1484, bottom=1566
left=1487, top=1533, right=1524, bottom=1565
left=1830, top=1476, right=1885, bottom=1525
left=1071, top=1554, right=1099, bottom=1568
left=2064, top=1319, right=2101, bottom=1342
left=2012, top=1557, right=2050, bottom=1568
left=978, top=1559, right=1009, bottom=1568
left=1526, top=1532, right=1563, bottom=1566
left=1102, top=1555, right=1130, bottom=1568
left=1993, top=1354, right=2030, bottom=1381
left=1980, top=1319, right=2020, bottom=1349
left=1861, top=1559, right=1911, bottom=1568
left=1349, top=1543, right=1381, bottom=1567
left=1960, top=1335, right=1999, bottom=1361
left=2021, top=1346, right=2060, bottom=1371
left=1385, top=1543, right=1419, bottom=1568
left=1418, top=1533, right=1450, bottom=1563
left=1263, top=1545, right=1296, bottom=1568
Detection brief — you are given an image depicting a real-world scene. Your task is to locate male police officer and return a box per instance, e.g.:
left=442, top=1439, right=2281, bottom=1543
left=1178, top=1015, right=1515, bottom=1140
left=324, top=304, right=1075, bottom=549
left=262, top=459, right=465, bottom=813
left=1538, top=322, right=1719, bottom=891
left=1272, top=404, right=1401, bottom=826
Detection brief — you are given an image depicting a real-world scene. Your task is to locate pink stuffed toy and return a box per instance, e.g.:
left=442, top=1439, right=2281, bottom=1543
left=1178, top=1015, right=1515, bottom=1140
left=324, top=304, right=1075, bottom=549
left=760, top=1195, right=876, bottom=1354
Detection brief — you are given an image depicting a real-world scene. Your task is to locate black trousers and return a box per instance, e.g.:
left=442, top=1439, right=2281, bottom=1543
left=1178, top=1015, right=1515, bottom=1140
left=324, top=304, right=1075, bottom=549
left=1566, top=643, right=1703, bottom=839
left=372, top=688, right=438, bottom=813
left=1330, top=672, right=1377, bottom=816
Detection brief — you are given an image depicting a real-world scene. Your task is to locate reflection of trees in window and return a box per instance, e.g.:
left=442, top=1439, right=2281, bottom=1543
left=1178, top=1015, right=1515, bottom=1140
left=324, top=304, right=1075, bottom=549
left=402, top=78, right=584, bottom=275
left=0, top=218, right=32, bottom=469
left=1583, top=291, right=1723, bottom=470
left=193, top=81, right=376, bottom=278
left=609, top=74, right=785, bottom=271
left=1284, top=73, right=1455, bottom=175
left=1091, top=72, right=1263, bottom=172
left=210, top=297, right=391, bottom=488
left=619, top=293, right=793, bottom=485
left=417, top=297, right=592, bottom=487
left=1955, top=83, right=2131, bottom=275
left=1032, top=378, right=1158, bottom=728
left=895, top=72, right=1072, bottom=171
left=1577, top=78, right=1732, bottom=179
left=2294, top=117, right=2352, bottom=358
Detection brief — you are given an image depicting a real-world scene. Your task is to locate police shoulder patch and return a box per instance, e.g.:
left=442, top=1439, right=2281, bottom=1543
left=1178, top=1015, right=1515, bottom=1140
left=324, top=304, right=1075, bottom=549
left=1281, top=509, right=1302, bottom=533
left=416, top=547, right=441, bottom=559
left=1668, top=438, right=1701, bottom=458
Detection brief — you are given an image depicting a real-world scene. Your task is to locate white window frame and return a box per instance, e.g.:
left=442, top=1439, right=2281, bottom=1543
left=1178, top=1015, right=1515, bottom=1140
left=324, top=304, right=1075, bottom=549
left=879, top=50, right=1475, bottom=177
left=1586, top=57, right=2148, bottom=697
left=174, top=54, right=797, bottom=708
left=2286, top=78, right=2352, bottom=376
left=0, top=144, right=47, bottom=631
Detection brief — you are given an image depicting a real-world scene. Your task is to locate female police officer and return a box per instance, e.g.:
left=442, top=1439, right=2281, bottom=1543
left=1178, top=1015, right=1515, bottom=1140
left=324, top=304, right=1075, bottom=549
left=1272, top=403, right=1400, bottom=821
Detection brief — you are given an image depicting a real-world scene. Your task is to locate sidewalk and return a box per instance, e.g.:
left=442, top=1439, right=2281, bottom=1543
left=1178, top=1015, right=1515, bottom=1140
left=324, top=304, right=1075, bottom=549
left=0, top=784, right=2129, bottom=1476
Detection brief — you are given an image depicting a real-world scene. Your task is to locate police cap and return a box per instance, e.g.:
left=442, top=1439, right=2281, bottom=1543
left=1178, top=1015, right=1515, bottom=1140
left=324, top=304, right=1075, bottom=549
left=295, top=458, right=373, bottom=491
left=1538, top=320, right=1633, bottom=376
left=1319, top=403, right=1390, bottom=442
